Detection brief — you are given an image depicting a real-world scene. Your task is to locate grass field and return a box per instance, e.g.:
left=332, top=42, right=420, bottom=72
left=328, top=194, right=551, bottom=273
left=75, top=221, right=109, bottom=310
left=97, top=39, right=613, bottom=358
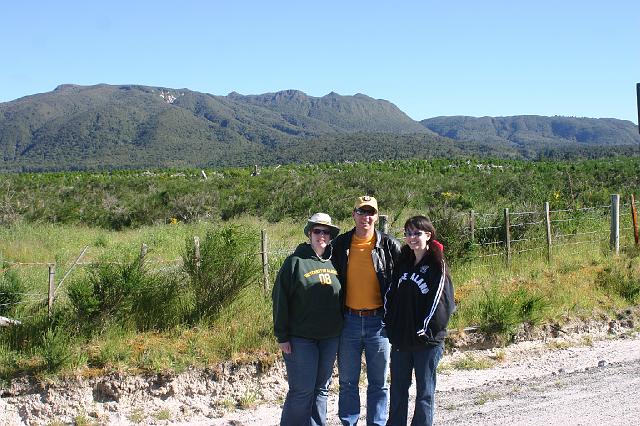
left=1, top=215, right=639, bottom=383
left=2, top=157, right=640, bottom=381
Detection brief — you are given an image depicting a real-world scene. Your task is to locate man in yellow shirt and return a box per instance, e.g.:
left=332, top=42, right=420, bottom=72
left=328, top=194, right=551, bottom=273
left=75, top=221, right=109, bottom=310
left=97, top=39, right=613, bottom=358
left=332, top=196, right=402, bottom=425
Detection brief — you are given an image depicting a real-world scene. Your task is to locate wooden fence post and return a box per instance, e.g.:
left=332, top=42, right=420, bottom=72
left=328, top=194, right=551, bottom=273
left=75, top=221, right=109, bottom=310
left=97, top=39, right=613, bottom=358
left=48, top=264, right=55, bottom=318
left=261, top=229, right=269, bottom=294
left=544, top=202, right=552, bottom=262
left=139, top=243, right=148, bottom=267
left=631, top=195, right=639, bottom=247
left=610, top=194, right=620, bottom=254
left=469, top=210, right=475, bottom=243
left=378, top=215, right=389, bottom=234
left=193, top=236, right=201, bottom=270
left=504, top=208, right=511, bottom=264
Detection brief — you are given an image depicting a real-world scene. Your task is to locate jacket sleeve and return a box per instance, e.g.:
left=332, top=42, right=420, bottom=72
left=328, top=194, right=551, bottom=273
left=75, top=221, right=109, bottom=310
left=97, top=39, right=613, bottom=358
left=382, top=269, right=398, bottom=329
left=272, top=256, right=294, bottom=343
left=417, top=261, right=454, bottom=337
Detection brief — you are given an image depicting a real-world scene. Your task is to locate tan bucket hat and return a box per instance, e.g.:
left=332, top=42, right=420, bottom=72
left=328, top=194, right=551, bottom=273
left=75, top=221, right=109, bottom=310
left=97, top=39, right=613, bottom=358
left=304, top=212, right=340, bottom=239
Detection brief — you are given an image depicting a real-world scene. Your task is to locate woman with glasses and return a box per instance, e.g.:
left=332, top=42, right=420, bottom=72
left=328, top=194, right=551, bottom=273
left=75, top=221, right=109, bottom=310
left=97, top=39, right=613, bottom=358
left=383, top=215, right=456, bottom=426
left=272, top=212, right=343, bottom=426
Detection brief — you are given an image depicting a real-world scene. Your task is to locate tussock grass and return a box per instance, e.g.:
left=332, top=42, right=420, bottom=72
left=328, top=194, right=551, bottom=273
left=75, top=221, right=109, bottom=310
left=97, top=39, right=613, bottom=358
left=546, top=340, right=571, bottom=350
left=474, top=391, right=502, bottom=405
left=441, top=353, right=495, bottom=371
left=597, top=256, right=640, bottom=303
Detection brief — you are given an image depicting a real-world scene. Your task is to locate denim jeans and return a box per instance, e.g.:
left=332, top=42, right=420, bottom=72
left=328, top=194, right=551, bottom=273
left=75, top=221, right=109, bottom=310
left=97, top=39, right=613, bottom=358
left=387, top=343, right=444, bottom=426
left=338, top=312, right=391, bottom=426
left=280, top=336, right=339, bottom=426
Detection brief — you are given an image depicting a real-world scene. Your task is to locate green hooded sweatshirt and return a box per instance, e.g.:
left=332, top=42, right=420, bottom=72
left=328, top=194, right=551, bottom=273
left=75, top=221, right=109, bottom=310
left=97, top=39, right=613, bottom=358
left=272, top=243, right=343, bottom=343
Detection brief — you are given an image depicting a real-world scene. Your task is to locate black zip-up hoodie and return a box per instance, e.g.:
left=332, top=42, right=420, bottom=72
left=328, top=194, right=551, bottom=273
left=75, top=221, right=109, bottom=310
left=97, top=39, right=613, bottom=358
left=383, top=250, right=455, bottom=350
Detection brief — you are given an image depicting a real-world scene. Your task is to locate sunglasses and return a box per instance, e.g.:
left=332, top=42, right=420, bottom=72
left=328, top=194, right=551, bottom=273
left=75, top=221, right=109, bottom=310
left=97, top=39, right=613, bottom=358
left=355, top=208, right=376, bottom=216
left=312, top=228, right=332, bottom=236
left=404, top=230, right=427, bottom=237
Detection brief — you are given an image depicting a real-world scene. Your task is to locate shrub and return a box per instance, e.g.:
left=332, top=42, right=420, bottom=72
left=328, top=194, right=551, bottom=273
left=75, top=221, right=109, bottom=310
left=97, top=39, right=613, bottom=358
left=183, top=225, right=262, bottom=321
left=473, top=285, right=521, bottom=338
left=1, top=311, right=51, bottom=353
left=425, top=205, right=474, bottom=264
left=132, top=272, right=192, bottom=331
left=0, top=269, right=24, bottom=317
left=40, top=327, right=72, bottom=373
left=68, top=257, right=189, bottom=332
left=470, top=285, right=548, bottom=340
left=597, top=261, right=640, bottom=303
left=92, top=328, right=134, bottom=369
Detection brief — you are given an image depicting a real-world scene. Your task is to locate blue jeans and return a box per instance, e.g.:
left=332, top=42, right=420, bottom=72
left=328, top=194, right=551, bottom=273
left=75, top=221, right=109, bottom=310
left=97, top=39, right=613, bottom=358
left=387, top=343, right=444, bottom=426
left=281, top=336, right=339, bottom=426
left=338, top=312, right=391, bottom=426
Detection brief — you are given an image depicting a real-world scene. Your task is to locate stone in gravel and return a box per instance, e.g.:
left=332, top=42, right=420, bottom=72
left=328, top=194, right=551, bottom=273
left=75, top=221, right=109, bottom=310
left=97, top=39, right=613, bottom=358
left=598, top=360, right=606, bottom=367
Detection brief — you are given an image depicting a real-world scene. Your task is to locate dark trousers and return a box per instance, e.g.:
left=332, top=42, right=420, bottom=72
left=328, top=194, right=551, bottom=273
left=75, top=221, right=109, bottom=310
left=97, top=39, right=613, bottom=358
left=387, top=343, right=444, bottom=426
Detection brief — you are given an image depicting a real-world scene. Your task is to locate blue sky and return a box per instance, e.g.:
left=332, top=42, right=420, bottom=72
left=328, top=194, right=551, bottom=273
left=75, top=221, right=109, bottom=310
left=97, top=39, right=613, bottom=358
left=2, top=0, right=639, bottom=123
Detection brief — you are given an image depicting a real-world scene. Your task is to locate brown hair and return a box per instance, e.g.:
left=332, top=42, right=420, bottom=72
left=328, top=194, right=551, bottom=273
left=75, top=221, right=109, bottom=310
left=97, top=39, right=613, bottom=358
left=402, top=215, right=444, bottom=268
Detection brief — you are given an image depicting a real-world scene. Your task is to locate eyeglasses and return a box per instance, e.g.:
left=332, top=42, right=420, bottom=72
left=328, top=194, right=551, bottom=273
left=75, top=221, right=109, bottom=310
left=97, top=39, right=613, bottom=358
left=312, top=229, right=332, bottom=236
left=404, top=230, right=426, bottom=237
left=355, top=208, right=376, bottom=216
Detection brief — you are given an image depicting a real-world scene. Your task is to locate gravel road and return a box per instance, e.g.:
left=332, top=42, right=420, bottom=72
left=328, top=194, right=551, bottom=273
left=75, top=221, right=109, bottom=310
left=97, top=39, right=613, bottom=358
left=2, top=328, right=639, bottom=425
left=208, top=331, right=640, bottom=426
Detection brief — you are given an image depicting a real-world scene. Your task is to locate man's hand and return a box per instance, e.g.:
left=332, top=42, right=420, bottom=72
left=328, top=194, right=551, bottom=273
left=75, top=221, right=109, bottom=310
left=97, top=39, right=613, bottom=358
left=279, top=341, right=292, bottom=354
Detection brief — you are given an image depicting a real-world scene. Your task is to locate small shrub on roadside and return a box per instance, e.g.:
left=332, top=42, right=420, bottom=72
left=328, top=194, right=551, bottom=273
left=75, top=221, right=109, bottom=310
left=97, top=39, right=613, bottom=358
left=153, top=408, right=172, bottom=421
left=183, top=225, right=262, bottom=321
left=473, top=285, right=521, bottom=338
left=93, top=331, right=134, bottom=369
left=0, top=270, right=24, bottom=317
left=597, top=260, right=640, bottom=303
left=67, top=257, right=190, bottom=333
left=468, top=285, right=548, bottom=341
left=40, top=327, right=73, bottom=373
left=1, top=311, right=51, bottom=352
left=512, top=287, right=548, bottom=325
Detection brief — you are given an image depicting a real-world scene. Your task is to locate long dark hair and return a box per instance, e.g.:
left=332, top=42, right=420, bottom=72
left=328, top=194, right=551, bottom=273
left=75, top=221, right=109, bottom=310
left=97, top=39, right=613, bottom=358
left=400, top=215, right=444, bottom=269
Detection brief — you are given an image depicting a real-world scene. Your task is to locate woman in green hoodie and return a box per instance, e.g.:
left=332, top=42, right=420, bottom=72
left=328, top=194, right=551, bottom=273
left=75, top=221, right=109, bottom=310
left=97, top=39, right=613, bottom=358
left=272, top=212, right=343, bottom=426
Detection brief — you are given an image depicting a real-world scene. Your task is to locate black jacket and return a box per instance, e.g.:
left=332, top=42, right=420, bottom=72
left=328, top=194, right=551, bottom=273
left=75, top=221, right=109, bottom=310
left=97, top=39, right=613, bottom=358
left=331, top=229, right=402, bottom=308
left=383, top=252, right=455, bottom=350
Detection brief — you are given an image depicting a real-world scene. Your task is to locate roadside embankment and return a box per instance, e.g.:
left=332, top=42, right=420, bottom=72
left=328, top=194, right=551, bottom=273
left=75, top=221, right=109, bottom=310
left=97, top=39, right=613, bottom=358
left=1, top=309, right=638, bottom=425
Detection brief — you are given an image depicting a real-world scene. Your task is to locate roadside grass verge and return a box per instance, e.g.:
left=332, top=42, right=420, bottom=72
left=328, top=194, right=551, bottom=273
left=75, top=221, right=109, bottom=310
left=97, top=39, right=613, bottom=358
left=447, top=238, right=636, bottom=344
left=1, top=220, right=638, bottom=381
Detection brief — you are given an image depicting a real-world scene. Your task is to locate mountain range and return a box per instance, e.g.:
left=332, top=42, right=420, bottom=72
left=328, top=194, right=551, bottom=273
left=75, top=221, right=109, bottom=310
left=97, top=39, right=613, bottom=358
left=1, top=84, right=638, bottom=171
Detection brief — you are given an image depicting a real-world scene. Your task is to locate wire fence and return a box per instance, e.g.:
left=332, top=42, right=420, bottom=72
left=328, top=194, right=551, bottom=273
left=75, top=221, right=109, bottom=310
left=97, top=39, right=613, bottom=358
left=2, top=194, right=639, bottom=325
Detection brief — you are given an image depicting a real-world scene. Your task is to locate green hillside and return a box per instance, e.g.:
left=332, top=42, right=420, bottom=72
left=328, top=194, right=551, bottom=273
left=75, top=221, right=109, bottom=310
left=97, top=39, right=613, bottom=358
left=1, top=84, right=638, bottom=172
left=421, top=115, right=640, bottom=147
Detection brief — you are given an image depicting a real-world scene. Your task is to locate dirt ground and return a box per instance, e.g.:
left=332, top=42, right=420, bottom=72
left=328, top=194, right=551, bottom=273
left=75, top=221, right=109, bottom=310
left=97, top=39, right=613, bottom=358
left=205, top=331, right=640, bottom=426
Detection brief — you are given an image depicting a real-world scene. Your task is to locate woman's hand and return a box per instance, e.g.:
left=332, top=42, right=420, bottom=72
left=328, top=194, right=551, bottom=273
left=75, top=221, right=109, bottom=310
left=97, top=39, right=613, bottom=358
left=279, top=341, right=292, bottom=354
